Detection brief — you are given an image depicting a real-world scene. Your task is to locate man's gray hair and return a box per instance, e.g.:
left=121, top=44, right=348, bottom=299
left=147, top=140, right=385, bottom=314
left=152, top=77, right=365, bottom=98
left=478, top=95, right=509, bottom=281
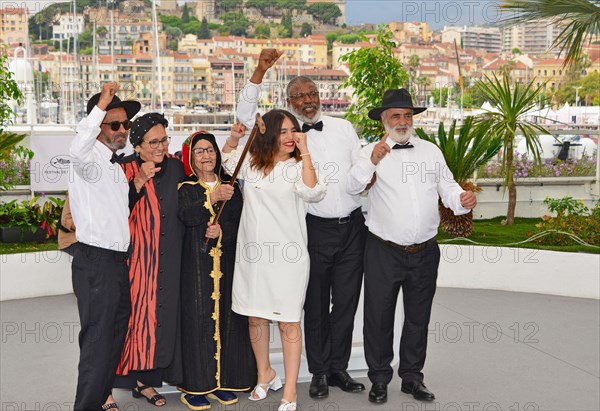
left=286, top=76, right=317, bottom=97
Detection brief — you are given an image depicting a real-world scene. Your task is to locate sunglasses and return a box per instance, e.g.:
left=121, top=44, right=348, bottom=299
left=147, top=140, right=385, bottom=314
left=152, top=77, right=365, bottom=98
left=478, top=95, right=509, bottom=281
left=102, top=120, right=132, bottom=131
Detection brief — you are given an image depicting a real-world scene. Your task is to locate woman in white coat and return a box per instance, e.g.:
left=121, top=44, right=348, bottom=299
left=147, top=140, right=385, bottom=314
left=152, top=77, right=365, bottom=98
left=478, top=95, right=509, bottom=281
left=222, top=109, right=326, bottom=411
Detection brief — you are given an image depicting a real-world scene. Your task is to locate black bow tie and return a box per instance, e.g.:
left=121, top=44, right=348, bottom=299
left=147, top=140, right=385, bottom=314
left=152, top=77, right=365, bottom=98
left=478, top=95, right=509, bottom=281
left=110, top=152, right=125, bottom=164
left=392, top=143, right=414, bottom=149
left=302, top=121, right=323, bottom=133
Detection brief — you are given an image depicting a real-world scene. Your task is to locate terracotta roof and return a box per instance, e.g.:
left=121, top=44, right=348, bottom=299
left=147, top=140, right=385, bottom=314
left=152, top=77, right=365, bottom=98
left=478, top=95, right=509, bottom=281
left=0, top=7, right=28, bottom=14
left=403, top=44, right=436, bottom=50
left=212, top=36, right=245, bottom=41
left=333, top=41, right=372, bottom=48
left=534, top=58, right=566, bottom=65
left=208, top=56, right=244, bottom=64
left=213, top=47, right=238, bottom=54
left=245, top=39, right=271, bottom=44
left=301, top=69, right=347, bottom=76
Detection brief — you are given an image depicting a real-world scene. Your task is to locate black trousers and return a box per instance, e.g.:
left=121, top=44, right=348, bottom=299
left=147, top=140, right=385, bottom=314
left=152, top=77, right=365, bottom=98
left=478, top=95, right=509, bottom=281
left=72, top=243, right=131, bottom=411
left=363, top=233, right=440, bottom=385
left=303, top=208, right=367, bottom=375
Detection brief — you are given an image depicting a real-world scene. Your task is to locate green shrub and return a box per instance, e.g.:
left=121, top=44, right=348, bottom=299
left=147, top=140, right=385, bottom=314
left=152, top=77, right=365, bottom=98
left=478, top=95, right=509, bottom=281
left=0, top=197, right=64, bottom=238
left=534, top=197, right=600, bottom=246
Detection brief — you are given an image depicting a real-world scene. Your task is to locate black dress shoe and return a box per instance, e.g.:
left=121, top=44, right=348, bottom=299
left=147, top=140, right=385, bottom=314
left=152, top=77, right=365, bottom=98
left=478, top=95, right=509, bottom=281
left=401, top=380, right=435, bottom=401
left=309, top=374, right=329, bottom=399
left=328, top=370, right=365, bottom=393
left=368, top=382, right=387, bottom=404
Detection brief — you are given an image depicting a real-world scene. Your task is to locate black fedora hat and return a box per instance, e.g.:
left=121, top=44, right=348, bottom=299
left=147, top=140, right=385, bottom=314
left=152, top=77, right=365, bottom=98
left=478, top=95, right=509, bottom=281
left=86, top=92, right=141, bottom=120
left=368, top=88, right=426, bottom=120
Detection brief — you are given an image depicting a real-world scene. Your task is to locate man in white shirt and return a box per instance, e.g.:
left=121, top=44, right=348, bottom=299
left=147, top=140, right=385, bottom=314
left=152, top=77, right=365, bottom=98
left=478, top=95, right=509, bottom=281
left=347, top=89, right=477, bottom=404
left=236, top=49, right=367, bottom=399
left=68, top=82, right=141, bottom=411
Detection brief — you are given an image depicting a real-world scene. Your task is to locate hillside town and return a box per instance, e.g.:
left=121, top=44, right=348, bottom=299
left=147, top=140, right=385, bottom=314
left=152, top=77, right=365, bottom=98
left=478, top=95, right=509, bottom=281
left=1, top=3, right=599, bottom=411
left=1, top=0, right=599, bottom=124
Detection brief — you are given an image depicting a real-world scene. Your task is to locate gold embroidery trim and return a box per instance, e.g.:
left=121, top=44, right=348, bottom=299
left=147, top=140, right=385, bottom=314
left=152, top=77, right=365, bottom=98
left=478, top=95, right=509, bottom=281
left=200, top=178, right=224, bottom=384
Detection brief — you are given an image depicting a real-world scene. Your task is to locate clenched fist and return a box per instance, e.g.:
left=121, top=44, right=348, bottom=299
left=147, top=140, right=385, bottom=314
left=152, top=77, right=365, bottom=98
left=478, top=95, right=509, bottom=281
left=251, top=48, right=284, bottom=84
left=293, top=132, right=309, bottom=154
left=98, top=82, right=118, bottom=110
left=460, top=191, right=477, bottom=209
left=133, top=161, right=161, bottom=192
left=257, top=48, right=283, bottom=74
left=210, top=184, right=234, bottom=204
left=205, top=222, right=221, bottom=239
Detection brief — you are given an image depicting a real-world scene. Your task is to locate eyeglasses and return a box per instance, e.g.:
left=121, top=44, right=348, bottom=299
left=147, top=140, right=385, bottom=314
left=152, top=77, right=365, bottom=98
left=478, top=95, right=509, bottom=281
left=101, top=120, right=132, bottom=131
left=288, top=91, right=319, bottom=101
left=192, top=147, right=216, bottom=155
left=144, top=136, right=171, bottom=149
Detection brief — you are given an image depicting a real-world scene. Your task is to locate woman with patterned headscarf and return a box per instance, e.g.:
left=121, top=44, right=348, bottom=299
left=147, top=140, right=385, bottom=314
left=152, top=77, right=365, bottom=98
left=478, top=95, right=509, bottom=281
left=174, top=127, right=257, bottom=411
left=112, top=113, right=185, bottom=407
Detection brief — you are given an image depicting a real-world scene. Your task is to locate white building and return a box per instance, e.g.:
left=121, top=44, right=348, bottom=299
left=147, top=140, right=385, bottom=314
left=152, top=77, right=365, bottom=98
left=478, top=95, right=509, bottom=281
left=52, top=13, right=85, bottom=40
left=97, top=22, right=154, bottom=55
left=502, top=19, right=566, bottom=55
left=441, top=26, right=501, bottom=53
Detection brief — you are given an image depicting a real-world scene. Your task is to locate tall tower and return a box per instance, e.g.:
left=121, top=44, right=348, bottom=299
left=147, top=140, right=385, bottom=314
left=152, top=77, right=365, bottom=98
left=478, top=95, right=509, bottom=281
left=160, top=0, right=178, bottom=12
left=195, top=0, right=216, bottom=22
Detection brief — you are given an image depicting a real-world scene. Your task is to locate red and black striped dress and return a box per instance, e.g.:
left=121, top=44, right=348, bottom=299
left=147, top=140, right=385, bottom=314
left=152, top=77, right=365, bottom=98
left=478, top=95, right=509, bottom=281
left=115, top=154, right=185, bottom=381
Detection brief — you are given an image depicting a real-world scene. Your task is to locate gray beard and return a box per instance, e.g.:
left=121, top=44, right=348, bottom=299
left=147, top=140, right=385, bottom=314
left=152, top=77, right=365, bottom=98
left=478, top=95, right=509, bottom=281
left=290, top=106, right=322, bottom=125
left=384, top=124, right=413, bottom=144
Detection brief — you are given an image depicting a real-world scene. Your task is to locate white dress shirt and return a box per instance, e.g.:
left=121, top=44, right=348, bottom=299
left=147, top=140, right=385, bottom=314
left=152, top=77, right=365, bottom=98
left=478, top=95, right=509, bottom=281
left=68, top=106, right=130, bottom=252
left=237, top=81, right=362, bottom=218
left=347, top=136, right=469, bottom=245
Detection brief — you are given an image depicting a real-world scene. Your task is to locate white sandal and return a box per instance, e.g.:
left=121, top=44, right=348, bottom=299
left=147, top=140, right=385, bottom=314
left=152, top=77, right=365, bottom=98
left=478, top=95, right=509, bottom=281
left=248, top=374, right=282, bottom=401
left=278, top=399, right=297, bottom=411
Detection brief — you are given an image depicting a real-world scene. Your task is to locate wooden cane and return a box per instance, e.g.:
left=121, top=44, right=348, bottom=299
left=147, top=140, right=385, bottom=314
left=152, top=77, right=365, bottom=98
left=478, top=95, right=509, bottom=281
left=202, top=113, right=266, bottom=249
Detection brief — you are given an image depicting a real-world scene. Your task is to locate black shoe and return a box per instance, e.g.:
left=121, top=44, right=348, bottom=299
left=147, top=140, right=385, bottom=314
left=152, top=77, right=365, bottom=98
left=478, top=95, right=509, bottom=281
left=328, top=370, right=365, bottom=393
left=309, top=374, right=329, bottom=399
left=401, top=380, right=435, bottom=401
left=132, top=385, right=166, bottom=407
left=368, top=382, right=387, bottom=404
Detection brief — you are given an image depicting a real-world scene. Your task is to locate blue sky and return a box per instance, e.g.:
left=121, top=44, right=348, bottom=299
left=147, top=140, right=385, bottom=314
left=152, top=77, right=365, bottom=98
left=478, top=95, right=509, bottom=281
left=28, top=0, right=503, bottom=29
left=345, top=0, right=502, bottom=28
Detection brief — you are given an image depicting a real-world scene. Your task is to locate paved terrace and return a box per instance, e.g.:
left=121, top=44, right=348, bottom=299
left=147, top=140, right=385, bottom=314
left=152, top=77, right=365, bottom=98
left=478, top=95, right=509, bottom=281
left=1, top=288, right=599, bottom=411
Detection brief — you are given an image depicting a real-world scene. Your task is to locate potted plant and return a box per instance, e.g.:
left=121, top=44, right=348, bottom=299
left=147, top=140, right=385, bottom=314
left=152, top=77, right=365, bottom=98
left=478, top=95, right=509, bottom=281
left=0, top=197, right=64, bottom=243
left=416, top=116, right=502, bottom=237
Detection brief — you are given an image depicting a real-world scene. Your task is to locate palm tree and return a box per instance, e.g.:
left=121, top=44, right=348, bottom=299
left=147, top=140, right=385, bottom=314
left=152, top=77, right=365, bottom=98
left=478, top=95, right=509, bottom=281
left=416, top=117, right=502, bottom=236
left=0, top=132, right=26, bottom=161
left=502, top=0, right=600, bottom=68
left=473, top=72, right=551, bottom=225
left=415, top=76, right=431, bottom=106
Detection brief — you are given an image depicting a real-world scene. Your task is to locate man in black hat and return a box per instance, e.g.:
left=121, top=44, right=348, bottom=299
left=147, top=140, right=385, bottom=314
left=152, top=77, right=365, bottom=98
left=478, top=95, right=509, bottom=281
left=347, top=88, right=477, bottom=404
left=68, top=82, right=141, bottom=410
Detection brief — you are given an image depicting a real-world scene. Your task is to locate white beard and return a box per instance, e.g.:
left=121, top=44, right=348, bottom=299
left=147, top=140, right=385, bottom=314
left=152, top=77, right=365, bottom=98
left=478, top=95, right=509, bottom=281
left=384, top=123, right=413, bottom=144
left=290, top=106, right=322, bottom=125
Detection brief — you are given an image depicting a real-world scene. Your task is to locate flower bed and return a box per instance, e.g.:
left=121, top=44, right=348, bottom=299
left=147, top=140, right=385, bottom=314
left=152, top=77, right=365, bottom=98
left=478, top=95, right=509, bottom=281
left=0, top=146, right=32, bottom=189
left=534, top=197, right=600, bottom=247
left=478, top=153, right=597, bottom=179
